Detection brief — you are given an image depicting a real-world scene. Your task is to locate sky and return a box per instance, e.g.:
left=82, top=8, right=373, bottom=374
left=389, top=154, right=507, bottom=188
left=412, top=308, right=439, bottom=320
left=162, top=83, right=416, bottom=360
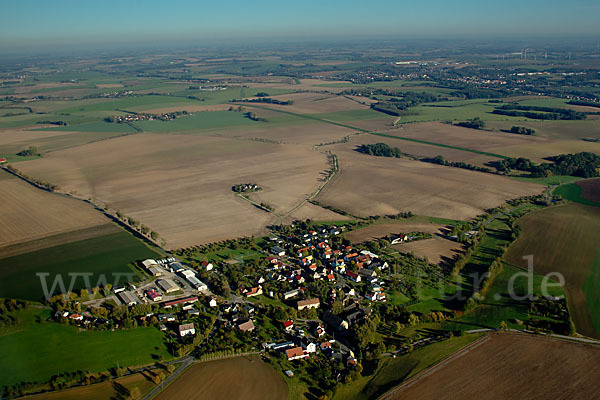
left=1, top=0, right=598, bottom=50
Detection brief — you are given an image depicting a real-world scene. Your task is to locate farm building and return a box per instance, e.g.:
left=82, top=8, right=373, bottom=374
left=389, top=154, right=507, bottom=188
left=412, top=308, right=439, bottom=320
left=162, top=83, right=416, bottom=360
left=283, top=289, right=300, bottom=300
left=169, top=262, right=186, bottom=274
left=148, top=266, right=163, bottom=277
left=118, top=291, right=140, bottom=306
left=271, top=246, right=286, bottom=256
left=157, top=278, right=179, bottom=293
left=142, top=259, right=159, bottom=269
left=178, top=323, right=195, bottom=337
left=187, top=275, right=208, bottom=291
left=297, top=298, right=320, bottom=311
left=145, top=289, right=162, bottom=302
left=161, top=296, right=198, bottom=309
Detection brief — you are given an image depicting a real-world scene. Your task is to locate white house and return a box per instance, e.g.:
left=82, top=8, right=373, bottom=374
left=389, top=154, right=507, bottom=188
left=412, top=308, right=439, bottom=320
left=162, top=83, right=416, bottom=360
left=178, top=323, right=195, bottom=337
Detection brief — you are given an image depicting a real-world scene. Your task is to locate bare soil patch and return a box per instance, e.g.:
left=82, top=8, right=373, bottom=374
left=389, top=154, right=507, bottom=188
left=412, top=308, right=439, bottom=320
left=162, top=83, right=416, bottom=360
left=155, top=356, right=287, bottom=400
left=387, top=333, right=600, bottom=400
left=576, top=178, right=600, bottom=203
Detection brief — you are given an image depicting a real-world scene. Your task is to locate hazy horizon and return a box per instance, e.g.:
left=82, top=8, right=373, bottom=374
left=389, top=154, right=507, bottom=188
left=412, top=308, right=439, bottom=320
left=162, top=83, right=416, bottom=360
left=1, top=0, right=599, bottom=53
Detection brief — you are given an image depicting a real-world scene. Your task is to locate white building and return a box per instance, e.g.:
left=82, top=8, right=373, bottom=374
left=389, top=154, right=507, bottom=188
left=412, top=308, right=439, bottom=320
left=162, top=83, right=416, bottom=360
left=178, top=323, right=195, bottom=337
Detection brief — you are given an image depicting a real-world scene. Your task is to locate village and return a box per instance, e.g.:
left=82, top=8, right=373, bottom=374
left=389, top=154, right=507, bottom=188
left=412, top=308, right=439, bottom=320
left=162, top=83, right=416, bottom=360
left=49, top=222, right=437, bottom=376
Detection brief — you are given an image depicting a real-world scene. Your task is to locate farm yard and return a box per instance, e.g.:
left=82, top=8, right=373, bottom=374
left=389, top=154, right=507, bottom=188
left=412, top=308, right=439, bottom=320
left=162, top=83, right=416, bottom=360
left=154, top=356, right=287, bottom=400
left=505, top=203, right=600, bottom=338
left=385, top=333, right=600, bottom=400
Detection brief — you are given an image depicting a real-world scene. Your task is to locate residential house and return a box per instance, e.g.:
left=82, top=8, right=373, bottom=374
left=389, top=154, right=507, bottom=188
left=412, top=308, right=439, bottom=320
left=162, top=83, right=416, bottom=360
left=244, top=286, right=263, bottom=298
left=178, top=323, right=195, bottom=337
left=297, top=298, right=320, bottom=311
left=345, top=271, right=361, bottom=282
left=286, top=347, right=309, bottom=361
left=283, top=319, right=294, bottom=331
left=238, top=320, right=255, bottom=332
left=283, top=289, right=300, bottom=300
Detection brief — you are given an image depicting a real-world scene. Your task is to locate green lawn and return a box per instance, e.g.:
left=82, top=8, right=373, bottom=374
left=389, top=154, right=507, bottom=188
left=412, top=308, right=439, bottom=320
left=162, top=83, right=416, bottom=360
left=0, top=230, right=160, bottom=301
left=0, top=308, right=170, bottom=387
left=333, top=334, right=483, bottom=400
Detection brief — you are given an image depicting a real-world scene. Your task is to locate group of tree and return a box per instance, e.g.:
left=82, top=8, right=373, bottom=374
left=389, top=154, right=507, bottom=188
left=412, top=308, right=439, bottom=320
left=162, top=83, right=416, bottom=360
left=357, top=143, right=401, bottom=158
left=426, top=155, right=492, bottom=173
left=567, top=99, right=600, bottom=108
left=497, top=152, right=600, bottom=178
left=493, top=104, right=587, bottom=120
left=456, top=117, right=485, bottom=130
left=244, top=111, right=267, bottom=122
left=115, top=210, right=160, bottom=241
left=509, top=126, right=535, bottom=135
left=231, top=97, right=293, bottom=105
left=17, top=145, right=40, bottom=157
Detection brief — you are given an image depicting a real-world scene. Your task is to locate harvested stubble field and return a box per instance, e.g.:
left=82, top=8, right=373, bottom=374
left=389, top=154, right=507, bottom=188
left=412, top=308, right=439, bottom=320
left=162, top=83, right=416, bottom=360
left=0, top=169, right=108, bottom=250
left=258, top=92, right=370, bottom=114
left=155, top=356, right=287, bottom=400
left=505, top=203, right=600, bottom=338
left=383, top=122, right=558, bottom=158
left=338, top=133, right=500, bottom=167
left=386, top=333, right=600, bottom=400
left=16, top=133, right=332, bottom=248
left=343, top=222, right=445, bottom=244
left=393, top=237, right=464, bottom=266
left=315, top=140, right=543, bottom=221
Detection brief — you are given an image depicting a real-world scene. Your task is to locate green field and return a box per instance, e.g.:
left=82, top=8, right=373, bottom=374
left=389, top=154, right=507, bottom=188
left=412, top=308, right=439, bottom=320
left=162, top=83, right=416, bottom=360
left=505, top=203, right=600, bottom=338
left=0, top=230, right=160, bottom=301
left=333, top=334, right=482, bottom=400
left=554, top=181, right=600, bottom=207
left=0, top=308, right=170, bottom=387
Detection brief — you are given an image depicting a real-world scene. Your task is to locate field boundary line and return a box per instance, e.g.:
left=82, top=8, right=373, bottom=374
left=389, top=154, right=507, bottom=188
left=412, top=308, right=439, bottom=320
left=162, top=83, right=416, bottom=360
left=231, top=103, right=510, bottom=159
left=377, top=333, right=490, bottom=400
